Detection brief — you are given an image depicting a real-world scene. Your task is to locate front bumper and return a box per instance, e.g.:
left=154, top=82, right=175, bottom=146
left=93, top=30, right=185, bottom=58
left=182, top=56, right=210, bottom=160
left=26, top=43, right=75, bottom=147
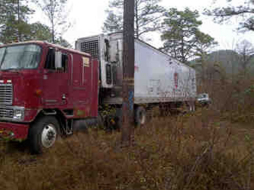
left=0, top=122, right=29, bottom=140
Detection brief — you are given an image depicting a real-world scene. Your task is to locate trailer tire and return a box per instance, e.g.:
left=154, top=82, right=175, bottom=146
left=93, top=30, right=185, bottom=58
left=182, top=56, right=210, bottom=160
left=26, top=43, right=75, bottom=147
left=28, top=116, right=59, bottom=154
left=188, top=101, right=195, bottom=112
left=135, top=106, right=146, bottom=127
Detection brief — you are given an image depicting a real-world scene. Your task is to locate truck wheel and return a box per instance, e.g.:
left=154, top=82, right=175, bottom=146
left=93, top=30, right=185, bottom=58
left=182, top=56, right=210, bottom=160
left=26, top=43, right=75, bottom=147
left=135, top=106, right=146, bottom=127
left=28, top=116, right=59, bottom=154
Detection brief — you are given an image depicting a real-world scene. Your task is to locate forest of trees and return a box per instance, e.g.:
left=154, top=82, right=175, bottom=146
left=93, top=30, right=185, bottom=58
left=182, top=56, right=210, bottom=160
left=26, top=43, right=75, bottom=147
left=0, top=0, right=254, bottom=77
left=104, top=0, right=253, bottom=61
left=0, top=0, right=71, bottom=46
left=103, top=0, right=218, bottom=63
left=103, top=0, right=254, bottom=84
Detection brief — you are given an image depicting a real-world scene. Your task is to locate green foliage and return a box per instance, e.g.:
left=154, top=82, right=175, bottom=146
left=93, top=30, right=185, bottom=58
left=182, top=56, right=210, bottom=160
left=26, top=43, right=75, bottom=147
left=29, top=22, right=52, bottom=41
left=204, top=0, right=254, bottom=32
left=0, top=0, right=33, bottom=43
left=161, top=8, right=217, bottom=63
left=55, top=37, right=72, bottom=48
left=0, top=0, right=71, bottom=46
left=0, top=0, right=33, bottom=23
left=35, top=0, right=71, bottom=43
left=103, top=0, right=165, bottom=39
left=28, top=22, right=72, bottom=47
left=103, top=11, right=123, bottom=34
left=244, top=85, right=254, bottom=95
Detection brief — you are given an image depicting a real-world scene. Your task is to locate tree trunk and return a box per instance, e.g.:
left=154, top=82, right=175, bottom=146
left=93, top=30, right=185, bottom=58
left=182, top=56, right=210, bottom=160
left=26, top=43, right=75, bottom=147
left=135, top=0, right=139, bottom=38
left=121, top=0, right=135, bottom=146
left=17, top=0, right=21, bottom=41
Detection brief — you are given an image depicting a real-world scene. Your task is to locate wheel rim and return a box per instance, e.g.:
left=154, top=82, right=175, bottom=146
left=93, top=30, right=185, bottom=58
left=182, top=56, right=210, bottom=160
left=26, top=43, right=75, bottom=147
left=41, top=124, right=57, bottom=148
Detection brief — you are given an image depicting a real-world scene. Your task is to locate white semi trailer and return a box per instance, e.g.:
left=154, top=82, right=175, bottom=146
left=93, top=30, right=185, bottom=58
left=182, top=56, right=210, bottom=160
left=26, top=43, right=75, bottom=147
left=76, top=33, right=196, bottom=126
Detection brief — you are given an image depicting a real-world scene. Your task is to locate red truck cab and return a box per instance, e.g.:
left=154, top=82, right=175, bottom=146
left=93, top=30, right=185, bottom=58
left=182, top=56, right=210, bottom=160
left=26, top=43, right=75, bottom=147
left=0, top=41, right=99, bottom=153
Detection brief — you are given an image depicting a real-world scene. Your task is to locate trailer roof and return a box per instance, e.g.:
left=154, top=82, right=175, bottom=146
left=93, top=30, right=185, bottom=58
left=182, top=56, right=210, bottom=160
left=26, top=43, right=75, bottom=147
left=0, top=41, right=91, bottom=57
left=76, top=32, right=195, bottom=71
left=109, top=32, right=195, bottom=71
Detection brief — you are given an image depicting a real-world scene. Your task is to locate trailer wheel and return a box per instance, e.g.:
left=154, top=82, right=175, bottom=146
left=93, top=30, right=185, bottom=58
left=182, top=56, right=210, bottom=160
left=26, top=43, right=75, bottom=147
left=135, top=106, right=146, bottom=127
left=28, top=116, right=59, bottom=154
left=187, top=101, right=195, bottom=112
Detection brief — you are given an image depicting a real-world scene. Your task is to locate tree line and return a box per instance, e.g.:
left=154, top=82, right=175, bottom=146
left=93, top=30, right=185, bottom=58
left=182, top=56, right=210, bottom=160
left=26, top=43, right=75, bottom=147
left=0, top=0, right=70, bottom=47
left=1, top=0, right=254, bottom=67
left=103, top=0, right=254, bottom=65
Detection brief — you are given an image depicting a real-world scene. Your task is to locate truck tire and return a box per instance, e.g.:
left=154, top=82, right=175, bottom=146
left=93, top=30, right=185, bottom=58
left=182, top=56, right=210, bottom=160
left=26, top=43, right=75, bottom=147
left=28, top=116, right=59, bottom=154
left=135, top=106, right=146, bottom=127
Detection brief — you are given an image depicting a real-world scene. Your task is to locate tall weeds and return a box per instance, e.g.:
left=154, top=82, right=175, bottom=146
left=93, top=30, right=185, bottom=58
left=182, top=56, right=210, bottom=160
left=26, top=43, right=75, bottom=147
left=0, top=72, right=253, bottom=189
left=0, top=110, right=253, bottom=190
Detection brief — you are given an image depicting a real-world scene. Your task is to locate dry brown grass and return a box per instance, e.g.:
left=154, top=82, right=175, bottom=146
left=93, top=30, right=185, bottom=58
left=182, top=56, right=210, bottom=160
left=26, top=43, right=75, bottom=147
left=0, top=108, right=253, bottom=190
left=199, top=75, right=254, bottom=124
left=0, top=75, right=254, bottom=190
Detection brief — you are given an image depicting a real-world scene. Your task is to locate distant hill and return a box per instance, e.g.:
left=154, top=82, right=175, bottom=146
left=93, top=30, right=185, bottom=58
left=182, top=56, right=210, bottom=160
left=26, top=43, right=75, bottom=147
left=190, top=50, right=254, bottom=75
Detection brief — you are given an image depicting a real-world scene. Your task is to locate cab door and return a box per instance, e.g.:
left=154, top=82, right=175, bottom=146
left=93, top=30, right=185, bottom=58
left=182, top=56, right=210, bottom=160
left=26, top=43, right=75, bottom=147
left=70, top=54, right=92, bottom=117
left=42, top=48, right=69, bottom=106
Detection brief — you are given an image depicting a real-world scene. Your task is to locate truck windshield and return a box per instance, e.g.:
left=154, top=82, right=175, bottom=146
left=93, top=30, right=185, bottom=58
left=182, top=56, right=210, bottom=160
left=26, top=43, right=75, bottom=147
left=0, top=44, right=41, bottom=70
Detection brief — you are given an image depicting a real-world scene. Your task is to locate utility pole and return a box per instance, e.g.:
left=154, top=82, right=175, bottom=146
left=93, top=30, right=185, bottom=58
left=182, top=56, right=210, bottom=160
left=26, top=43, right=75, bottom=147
left=121, top=0, right=135, bottom=146
left=17, top=0, right=21, bottom=41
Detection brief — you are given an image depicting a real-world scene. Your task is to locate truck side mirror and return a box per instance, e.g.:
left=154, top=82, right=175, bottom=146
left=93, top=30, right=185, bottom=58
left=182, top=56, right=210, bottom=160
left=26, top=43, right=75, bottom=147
left=55, top=51, right=62, bottom=70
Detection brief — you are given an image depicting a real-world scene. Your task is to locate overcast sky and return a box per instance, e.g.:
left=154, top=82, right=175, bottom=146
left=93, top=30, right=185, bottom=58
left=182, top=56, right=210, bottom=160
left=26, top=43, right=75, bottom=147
left=34, top=0, right=254, bottom=51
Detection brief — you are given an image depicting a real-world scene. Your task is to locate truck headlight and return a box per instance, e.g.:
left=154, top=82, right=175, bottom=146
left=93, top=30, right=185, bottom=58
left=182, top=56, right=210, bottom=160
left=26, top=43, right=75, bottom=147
left=13, top=109, right=24, bottom=120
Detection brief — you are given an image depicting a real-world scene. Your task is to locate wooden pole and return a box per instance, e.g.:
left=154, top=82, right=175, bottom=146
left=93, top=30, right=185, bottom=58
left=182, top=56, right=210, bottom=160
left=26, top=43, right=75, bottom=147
left=17, top=0, right=21, bottom=41
left=121, top=0, right=135, bottom=146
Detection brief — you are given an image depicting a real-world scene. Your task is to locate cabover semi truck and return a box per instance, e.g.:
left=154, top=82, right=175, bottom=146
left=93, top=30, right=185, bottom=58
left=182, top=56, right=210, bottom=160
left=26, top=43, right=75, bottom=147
left=0, top=33, right=196, bottom=153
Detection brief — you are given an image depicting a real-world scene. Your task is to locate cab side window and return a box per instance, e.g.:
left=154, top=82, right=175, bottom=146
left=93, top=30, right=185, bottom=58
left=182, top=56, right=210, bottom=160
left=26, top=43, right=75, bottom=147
left=45, top=48, right=68, bottom=72
left=45, top=48, right=55, bottom=70
left=62, top=53, right=68, bottom=72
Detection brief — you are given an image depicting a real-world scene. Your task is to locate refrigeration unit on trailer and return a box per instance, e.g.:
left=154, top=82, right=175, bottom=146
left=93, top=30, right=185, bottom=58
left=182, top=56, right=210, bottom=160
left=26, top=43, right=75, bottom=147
left=76, top=32, right=197, bottom=118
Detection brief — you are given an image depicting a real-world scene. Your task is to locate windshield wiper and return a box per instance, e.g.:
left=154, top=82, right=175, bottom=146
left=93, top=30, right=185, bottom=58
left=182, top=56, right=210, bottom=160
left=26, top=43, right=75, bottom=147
left=0, top=68, right=21, bottom=73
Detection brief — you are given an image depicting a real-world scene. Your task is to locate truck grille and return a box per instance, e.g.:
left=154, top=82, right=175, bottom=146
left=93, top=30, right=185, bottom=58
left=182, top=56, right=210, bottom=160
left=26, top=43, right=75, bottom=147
left=0, top=107, right=14, bottom=119
left=0, top=84, right=13, bottom=105
left=80, top=40, right=99, bottom=58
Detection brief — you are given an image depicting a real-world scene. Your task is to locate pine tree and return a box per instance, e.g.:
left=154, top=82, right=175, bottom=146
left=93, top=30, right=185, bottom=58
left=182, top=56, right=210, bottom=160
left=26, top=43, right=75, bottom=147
left=204, top=0, right=254, bottom=32
left=0, top=0, right=33, bottom=43
left=0, top=0, right=71, bottom=46
left=161, top=8, right=217, bottom=63
left=103, top=0, right=165, bottom=39
left=35, top=0, right=71, bottom=43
